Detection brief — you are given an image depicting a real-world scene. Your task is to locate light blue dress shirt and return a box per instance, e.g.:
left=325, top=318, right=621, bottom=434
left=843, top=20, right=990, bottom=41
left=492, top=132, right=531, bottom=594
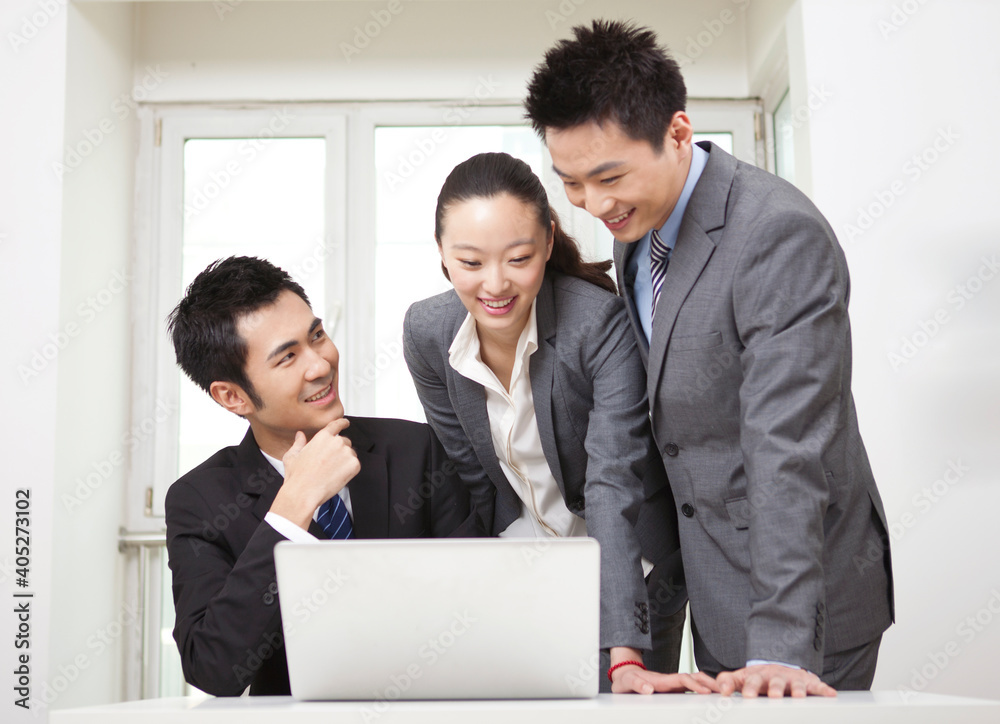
left=625, top=143, right=709, bottom=344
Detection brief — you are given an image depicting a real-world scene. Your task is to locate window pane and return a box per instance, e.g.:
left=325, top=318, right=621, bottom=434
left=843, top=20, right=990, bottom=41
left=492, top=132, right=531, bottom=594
left=372, top=126, right=543, bottom=421
left=178, top=138, right=326, bottom=477
left=693, top=131, right=733, bottom=154
left=773, top=90, right=795, bottom=183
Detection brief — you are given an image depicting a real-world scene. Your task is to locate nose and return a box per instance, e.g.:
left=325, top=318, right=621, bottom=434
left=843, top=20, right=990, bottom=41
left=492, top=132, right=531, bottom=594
left=583, top=185, right=614, bottom=217
left=304, top=343, right=333, bottom=381
left=482, top=262, right=508, bottom=297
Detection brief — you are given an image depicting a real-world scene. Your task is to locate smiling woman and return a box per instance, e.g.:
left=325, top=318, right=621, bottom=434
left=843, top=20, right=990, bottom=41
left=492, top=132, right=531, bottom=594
left=402, top=152, right=710, bottom=695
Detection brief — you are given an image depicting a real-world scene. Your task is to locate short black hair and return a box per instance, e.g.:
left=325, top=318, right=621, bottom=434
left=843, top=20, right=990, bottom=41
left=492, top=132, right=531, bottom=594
left=524, top=19, right=687, bottom=152
left=167, top=256, right=309, bottom=408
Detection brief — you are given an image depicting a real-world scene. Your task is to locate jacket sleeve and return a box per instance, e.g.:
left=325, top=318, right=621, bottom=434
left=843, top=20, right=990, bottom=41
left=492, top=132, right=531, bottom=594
left=732, top=198, right=846, bottom=672
left=574, top=294, right=654, bottom=652
left=403, top=302, right=498, bottom=532
left=165, top=478, right=287, bottom=695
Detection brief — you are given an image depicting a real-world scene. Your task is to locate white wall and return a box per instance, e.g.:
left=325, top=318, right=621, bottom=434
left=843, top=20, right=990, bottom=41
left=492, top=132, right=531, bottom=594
left=790, top=0, right=1000, bottom=700
left=0, top=1, right=67, bottom=722
left=47, top=1, right=139, bottom=713
left=133, top=0, right=751, bottom=102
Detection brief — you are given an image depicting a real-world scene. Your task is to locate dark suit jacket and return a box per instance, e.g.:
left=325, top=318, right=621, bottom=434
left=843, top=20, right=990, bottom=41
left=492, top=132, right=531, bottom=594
left=403, top=272, right=684, bottom=652
left=164, top=416, right=483, bottom=696
left=614, top=142, right=894, bottom=673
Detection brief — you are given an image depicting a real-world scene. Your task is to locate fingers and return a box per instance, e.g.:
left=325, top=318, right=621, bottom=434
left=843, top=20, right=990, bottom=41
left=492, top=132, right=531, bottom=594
left=790, top=679, right=808, bottom=698
left=613, top=670, right=719, bottom=695
left=323, top=417, right=351, bottom=436
left=741, top=672, right=764, bottom=698
left=690, top=672, right=721, bottom=693
left=610, top=667, right=653, bottom=694
left=766, top=675, right=787, bottom=698
left=716, top=671, right=740, bottom=697
left=809, top=679, right=837, bottom=697
left=284, top=431, right=307, bottom=460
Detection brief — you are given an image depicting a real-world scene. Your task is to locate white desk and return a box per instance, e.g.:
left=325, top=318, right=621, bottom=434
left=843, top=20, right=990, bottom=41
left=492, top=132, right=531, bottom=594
left=50, top=692, right=1000, bottom=723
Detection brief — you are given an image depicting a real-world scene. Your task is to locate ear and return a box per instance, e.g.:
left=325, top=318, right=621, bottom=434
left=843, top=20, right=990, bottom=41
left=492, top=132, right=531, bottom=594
left=664, top=111, right=694, bottom=150
left=210, top=381, right=256, bottom=417
left=545, top=220, right=555, bottom=262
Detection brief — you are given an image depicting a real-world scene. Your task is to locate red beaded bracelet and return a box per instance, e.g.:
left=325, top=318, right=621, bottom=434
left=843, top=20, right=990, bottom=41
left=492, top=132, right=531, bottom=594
left=607, top=660, right=647, bottom=683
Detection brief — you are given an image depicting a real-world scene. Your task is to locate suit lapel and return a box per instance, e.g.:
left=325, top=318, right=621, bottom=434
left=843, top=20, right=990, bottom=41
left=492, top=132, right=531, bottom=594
left=238, top=427, right=327, bottom=538
left=442, top=298, right=522, bottom=532
left=343, top=419, right=389, bottom=539
left=647, top=142, right=734, bottom=396
left=614, top=240, right=649, bottom=368
left=529, top=276, right=566, bottom=497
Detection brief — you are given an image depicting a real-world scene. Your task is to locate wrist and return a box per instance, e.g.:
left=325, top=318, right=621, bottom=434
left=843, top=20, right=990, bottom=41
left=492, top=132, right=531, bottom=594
left=608, top=659, right=646, bottom=683
left=269, top=484, right=318, bottom=531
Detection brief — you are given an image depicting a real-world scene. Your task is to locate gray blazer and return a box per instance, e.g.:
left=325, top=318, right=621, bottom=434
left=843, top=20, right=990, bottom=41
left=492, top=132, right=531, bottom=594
left=614, top=142, right=894, bottom=673
left=403, top=273, right=682, bottom=651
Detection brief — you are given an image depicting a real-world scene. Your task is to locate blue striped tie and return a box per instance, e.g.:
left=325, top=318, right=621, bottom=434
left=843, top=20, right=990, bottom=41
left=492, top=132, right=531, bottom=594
left=317, top=494, right=354, bottom=540
left=650, top=228, right=671, bottom=318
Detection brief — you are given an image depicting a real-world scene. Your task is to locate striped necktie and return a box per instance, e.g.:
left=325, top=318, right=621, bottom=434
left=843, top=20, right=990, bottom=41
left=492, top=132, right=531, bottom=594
left=317, top=494, right=354, bottom=540
left=650, top=228, right=671, bottom=318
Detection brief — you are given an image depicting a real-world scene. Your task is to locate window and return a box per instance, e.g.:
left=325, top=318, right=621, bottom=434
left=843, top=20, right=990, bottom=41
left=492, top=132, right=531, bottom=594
left=129, top=99, right=760, bottom=696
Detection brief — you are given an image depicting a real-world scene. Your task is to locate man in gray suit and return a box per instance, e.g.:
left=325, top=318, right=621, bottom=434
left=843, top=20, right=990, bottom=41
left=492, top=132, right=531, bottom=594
left=525, top=20, right=894, bottom=697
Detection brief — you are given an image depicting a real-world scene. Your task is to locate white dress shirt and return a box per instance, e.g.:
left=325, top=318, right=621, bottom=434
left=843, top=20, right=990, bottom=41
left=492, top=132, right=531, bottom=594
left=260, top=448, right=354, bottom=543
left=448, top=302, right=653, bottom=576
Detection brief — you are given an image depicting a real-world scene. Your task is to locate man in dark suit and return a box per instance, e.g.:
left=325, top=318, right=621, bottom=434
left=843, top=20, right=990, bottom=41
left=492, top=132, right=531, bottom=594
left=524, top=21, right=893, bottom=697
left=164, top=256, right=482, bottom=696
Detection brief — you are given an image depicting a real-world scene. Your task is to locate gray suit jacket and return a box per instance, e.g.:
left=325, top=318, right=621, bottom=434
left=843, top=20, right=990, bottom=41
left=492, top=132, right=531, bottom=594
left=614, top=142, right=894, bottom=673
left=403, top=273, right=683, bottom=651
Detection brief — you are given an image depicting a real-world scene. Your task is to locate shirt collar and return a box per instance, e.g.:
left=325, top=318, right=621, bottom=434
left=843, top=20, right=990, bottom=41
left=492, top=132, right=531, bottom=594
left=449, top=300, right=539, bottom=386
left=656, top=141, right=709, bottom=250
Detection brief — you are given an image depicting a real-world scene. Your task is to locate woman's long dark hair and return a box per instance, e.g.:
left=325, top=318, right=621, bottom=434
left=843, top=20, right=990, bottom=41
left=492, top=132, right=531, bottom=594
left=434, top=152, right=616, bottom=294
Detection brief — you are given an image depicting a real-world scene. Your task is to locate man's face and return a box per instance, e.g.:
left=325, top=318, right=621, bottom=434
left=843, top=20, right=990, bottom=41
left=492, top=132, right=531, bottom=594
left=233, top=289, right=344, bottom=456
left=545, top=114, right=693, bottom=243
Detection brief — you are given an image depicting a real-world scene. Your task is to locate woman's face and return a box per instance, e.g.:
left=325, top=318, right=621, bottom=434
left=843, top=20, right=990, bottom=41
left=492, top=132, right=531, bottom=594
left=438, top=193, right=553, bottom=344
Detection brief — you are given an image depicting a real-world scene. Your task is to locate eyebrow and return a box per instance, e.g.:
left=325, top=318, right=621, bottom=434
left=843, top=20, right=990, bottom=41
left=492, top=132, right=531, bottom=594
left=552, top=160, right=625, bottom=180
left=449, top=239, right=537, bottom=252
left=265, top=317, right=323, bottom=362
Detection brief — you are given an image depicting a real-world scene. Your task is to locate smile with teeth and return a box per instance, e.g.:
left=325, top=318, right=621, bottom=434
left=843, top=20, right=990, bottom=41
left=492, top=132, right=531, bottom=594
left=606, top=210, right=633, bottom=224
left=304, top=383, right=333, bottom=403
left=480, top=297, right=514, bottom=309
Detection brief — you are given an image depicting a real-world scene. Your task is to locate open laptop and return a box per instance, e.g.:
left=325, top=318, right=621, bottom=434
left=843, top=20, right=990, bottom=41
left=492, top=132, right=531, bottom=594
left=273, top=538, right=600, bottom=700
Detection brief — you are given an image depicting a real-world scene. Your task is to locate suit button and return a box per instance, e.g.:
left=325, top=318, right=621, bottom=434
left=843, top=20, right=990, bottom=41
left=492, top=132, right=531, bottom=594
left=817, top=602, right=826, bottom=613
left=815, top=624, right=823, bottom=637
left=664, top=443, right=679, bottom=457
left=569, top=497, right=584, bottom=513
left=681, top=503, right=694, bottom=517
left=814, top=637, right=822, bottom=651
